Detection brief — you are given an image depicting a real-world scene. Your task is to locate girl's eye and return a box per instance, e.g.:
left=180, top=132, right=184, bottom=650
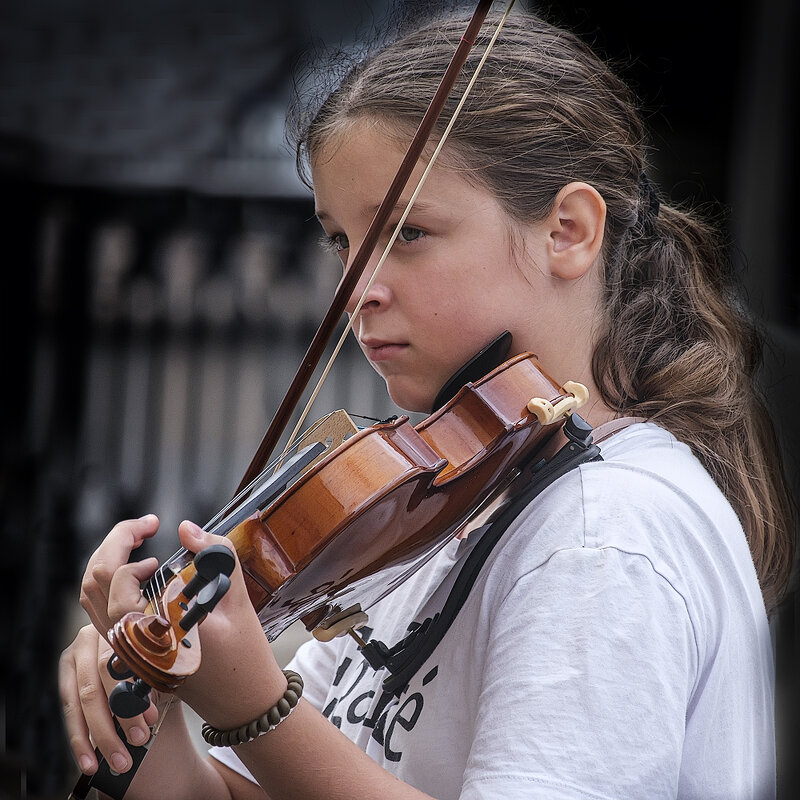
left=320, top=226, right=422, bottom=256
left=321, top=233, right=349, bottom=253
left=398, top=226, right=423, bottom=244
left=332, top=233, right=350, bottom=252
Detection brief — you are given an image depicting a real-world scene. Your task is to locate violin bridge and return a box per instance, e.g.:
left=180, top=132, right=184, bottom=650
left=293, top=409, right=359, bottom=474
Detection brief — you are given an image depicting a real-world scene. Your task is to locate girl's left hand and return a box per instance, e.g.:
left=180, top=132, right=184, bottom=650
left=170, top=520, right=287, bottom=730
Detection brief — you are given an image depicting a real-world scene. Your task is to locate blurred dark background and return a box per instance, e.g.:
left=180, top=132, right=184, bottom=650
left=1, top=0, right=797, bottom=797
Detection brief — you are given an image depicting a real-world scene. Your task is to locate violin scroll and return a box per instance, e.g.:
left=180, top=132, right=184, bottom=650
left=106, top=544, right=235, bottom=694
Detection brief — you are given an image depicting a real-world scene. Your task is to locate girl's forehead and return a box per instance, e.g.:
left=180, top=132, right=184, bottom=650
left=313, top=147, right=503, bottom=239
left=312, top=135, right=489, bottom=212
left=310, top=115, right=467, bottom=176
left=311, top=118, right=401, bottom=169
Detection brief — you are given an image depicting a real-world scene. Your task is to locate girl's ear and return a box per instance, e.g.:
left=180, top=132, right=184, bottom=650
left=545, top=182, right=606, bottom=280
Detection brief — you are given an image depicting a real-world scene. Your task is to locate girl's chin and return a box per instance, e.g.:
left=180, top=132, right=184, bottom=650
left=383, top=378, right=436, bottom=415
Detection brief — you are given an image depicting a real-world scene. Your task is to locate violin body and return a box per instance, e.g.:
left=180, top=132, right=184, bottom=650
left=109, top=352, right=573, bottom=691
left=244, top=351, right=566, bottom=637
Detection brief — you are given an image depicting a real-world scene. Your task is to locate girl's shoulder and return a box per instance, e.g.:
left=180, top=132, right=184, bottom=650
left=487, top=421, right=767, bottom=627
left=581, top=421, right=741, bottom=535
left=514, top=420, right=741, bottom=551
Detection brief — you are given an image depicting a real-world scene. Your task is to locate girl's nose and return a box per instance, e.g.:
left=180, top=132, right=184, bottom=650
left=342, top=260, right=391, bottom=316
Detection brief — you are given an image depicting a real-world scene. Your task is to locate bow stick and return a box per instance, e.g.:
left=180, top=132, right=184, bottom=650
left=236, top=0, right=501, bottom=494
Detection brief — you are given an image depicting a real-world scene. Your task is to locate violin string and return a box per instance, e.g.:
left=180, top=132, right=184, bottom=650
left=144, top=564, right=156, bottom=613
left=148, top=562, right=162, bottom=618
left=277, top=0, right=516, bottom=459
left=132, top=410, right=336, bottom=676
left=127, top=373, right=336, bottom=702
left=156, top=564, right=166, bottom=617
left=151, top=694, right=176, bottom=740
left=208, top=415, right=325, bottom=525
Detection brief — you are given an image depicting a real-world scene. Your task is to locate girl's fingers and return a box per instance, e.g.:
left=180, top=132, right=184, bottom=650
left=178, top=518, right=234, bottom=557
left=60, top=626, right=148, bottom=776
left=106, top=557, right=160, bottom=627
left=59, top=632, right=97, bottom=774
left=80, top=515, right=159, bottom=633
left=63, top=517, right=185, bottom=778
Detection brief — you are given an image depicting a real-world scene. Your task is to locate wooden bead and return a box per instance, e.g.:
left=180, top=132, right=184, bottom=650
left=201, top=669, right=305, bottom=747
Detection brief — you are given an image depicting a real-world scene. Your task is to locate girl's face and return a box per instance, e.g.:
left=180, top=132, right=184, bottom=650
left=312, top=121, right=558, bottom=413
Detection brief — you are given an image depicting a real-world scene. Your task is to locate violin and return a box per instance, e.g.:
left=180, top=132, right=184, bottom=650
left=72, top=339, right=589, bottom=800
left=107, top=347, right=587, bottom=695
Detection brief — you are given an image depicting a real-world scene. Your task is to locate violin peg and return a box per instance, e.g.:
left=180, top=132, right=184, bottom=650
left=106, top=655, right=133, bottom=681
left=194, top=544, right=236, bottom=578
left=562, top=381, right=589, bottom=407
left=109, top=678, right=152, bottom=719
left=179, top=573, right=232, bottom=631
left=182, top=544, right=236, bottom=599
left=527, top=397, right=555, bottom=424
left=527, top=381, right=589, bottom=425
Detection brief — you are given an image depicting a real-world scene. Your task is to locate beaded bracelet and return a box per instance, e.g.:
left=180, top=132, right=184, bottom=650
left=201, top=669, right=304, bottom=747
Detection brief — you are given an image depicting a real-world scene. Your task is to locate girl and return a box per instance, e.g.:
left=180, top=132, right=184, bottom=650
left=60, top=8, right=794, bottom=800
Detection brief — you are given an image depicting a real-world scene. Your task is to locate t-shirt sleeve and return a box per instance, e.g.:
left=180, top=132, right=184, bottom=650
left=460, top=545, right=697, bottom=800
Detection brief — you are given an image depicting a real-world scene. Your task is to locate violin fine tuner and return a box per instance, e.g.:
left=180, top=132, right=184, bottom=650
left=527, top=381, right=588, bottom=425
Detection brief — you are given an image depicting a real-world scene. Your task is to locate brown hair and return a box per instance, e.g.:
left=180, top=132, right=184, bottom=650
left=288, top=10, right=795, bottom=613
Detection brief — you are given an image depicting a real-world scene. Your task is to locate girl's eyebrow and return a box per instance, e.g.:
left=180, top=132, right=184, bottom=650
left=368, top=198, right=434, bottom=215
left=315, top=198, right=435, bottom=223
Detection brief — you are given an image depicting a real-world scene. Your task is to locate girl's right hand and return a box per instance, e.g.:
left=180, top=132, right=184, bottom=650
left=60, top=515, right=162, bottom=776
left=59, top=623, right=159, bottom=776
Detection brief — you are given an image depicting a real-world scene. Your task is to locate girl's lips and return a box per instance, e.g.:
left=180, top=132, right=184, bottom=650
left=361, top=340, right=408, bottom=362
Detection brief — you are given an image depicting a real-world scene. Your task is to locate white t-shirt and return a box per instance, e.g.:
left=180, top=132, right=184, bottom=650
left=210, top=423, right=775, bottom=799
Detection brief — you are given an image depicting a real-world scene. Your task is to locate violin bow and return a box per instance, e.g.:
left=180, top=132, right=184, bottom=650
left=236, top=0, right=515, bottom=494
